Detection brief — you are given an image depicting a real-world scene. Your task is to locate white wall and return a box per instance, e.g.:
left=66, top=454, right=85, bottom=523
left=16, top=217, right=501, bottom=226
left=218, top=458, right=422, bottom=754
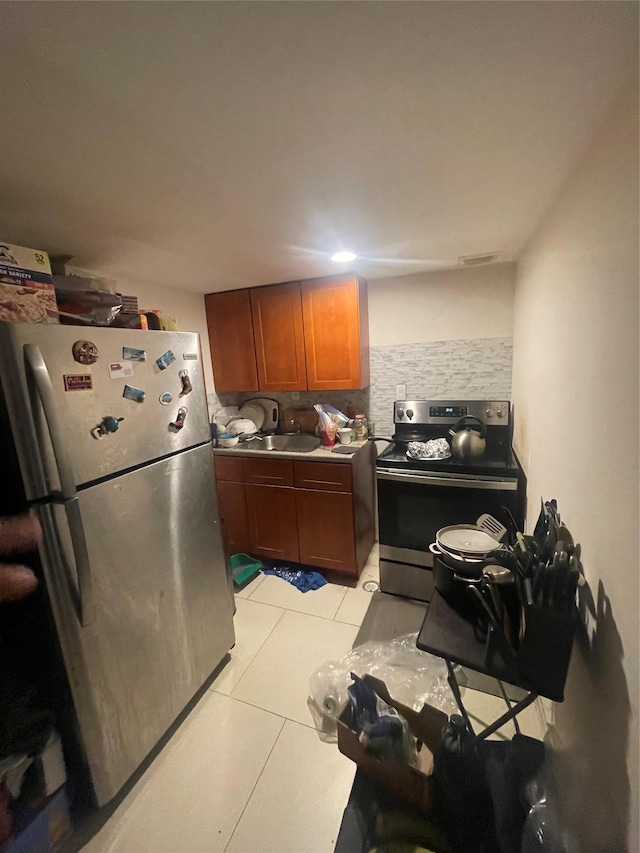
left=367, top=262, right=515, bottom=346
left=511, top=76, right=639, bottom=852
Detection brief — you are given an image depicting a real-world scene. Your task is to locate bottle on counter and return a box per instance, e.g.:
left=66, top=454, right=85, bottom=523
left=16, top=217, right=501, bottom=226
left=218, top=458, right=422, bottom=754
left=353, top=414, right=368, bottom=441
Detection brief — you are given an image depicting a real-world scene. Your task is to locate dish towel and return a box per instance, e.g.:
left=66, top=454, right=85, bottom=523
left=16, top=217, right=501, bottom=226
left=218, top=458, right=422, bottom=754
left=262, top=567, right=327, bottom=593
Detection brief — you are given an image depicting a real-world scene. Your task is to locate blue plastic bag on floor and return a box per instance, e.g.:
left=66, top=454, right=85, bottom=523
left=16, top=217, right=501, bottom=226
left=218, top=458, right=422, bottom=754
left=262, top=566, right=327, bottom=592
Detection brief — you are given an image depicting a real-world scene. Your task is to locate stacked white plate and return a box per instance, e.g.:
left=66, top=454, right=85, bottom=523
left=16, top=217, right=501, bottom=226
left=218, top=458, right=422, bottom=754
left=239, top=398, right=280, bottom=432
left=238, top=401, right=265, bottom=430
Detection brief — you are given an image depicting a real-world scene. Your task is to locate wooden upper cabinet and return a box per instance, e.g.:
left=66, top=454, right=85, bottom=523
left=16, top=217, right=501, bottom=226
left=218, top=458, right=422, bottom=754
left=206, top=275, right=369, bottom=393
left=301, top=275, right=370, bottom=391
left=250, top=282, right=307, bottom=392
left=204, top=289, right=258, bottom=392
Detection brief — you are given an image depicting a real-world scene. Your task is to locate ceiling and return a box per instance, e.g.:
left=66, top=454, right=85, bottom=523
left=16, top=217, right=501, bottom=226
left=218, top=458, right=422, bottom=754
left=0, top=2, right=637, bottom=294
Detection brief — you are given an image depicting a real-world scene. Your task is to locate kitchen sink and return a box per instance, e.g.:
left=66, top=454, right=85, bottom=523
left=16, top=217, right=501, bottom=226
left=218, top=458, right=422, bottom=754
left=239, top=434, right=321, bottom=453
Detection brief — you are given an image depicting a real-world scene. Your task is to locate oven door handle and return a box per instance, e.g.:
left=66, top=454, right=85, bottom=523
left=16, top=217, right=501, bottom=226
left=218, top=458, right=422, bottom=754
left=376, top=468, right=518, bottom=491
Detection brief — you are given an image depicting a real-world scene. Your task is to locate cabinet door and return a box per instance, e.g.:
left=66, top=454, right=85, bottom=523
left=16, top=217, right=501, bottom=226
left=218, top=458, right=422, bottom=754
left=245, top=484, right=299, bottom=562
left=205, top=290, right=258, bottom=392
left=301, top=276, right=370, bottom=391
left=216, top=480, right=251, bottom=556
left=296, top=489, right=357, bottom=575
left=250, top=282, right=307, bottom=392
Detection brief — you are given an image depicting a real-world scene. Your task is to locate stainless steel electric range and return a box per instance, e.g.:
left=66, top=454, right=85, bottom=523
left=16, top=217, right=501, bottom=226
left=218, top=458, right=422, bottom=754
left=375, top=400, right=526, bottom=602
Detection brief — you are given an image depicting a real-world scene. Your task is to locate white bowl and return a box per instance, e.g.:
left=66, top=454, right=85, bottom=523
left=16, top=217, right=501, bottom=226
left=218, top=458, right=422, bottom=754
left=218, top=434, right=239, bottom=448
left=226, top=418, right=258, bottom=436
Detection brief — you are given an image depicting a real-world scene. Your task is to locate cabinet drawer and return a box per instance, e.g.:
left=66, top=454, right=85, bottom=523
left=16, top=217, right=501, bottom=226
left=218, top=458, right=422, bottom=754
left=294, top=460, right=353, bottom=492
left=242, top=457, right=295, bottom=486
left=214, top=455, right=245, bottom=482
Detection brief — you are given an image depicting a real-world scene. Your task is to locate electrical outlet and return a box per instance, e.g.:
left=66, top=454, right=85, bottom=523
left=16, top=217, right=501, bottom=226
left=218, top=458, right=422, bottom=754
left=396, top=384, right=406, bottom=400
left=292, top=391, right=300, bottom=401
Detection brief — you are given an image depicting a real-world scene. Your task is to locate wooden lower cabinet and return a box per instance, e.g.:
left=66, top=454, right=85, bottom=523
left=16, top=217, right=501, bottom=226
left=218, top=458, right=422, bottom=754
left=213, top=446, right=375, bottom=577
left=296, top=489, right=356, bottom=574
left=245, top=483, right=299, bottom=562
left=216, top=480, right=251, bottom=557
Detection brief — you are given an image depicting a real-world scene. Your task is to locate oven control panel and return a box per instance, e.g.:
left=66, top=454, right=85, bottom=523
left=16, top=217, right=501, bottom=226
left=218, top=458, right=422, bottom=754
left=429, top=405, right=468, bottom=418
left=394, top=400, right=510, bottom=426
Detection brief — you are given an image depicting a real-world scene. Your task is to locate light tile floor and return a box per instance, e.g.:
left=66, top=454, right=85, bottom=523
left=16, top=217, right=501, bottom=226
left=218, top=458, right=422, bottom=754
left=81, top=544, right=543, bottom=853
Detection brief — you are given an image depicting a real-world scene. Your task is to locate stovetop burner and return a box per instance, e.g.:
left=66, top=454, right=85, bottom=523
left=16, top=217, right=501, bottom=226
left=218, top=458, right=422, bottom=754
left=375, top=399, right=522, bottom=478
left=377, top=441, right=521, bottom=476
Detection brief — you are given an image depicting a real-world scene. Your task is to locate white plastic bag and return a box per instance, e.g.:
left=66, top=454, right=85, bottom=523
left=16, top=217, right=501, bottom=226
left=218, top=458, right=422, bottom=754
left=307, top=633, right=456, bottom=742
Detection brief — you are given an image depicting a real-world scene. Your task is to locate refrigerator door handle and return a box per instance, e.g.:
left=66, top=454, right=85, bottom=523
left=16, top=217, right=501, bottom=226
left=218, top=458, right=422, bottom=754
left=64, top=498, right=93, bottom=626
left=23, top=343, right=76, bottom=500
left=24, top=344, right=92, bottom=625
left=37, top=499, right=93, bottom=627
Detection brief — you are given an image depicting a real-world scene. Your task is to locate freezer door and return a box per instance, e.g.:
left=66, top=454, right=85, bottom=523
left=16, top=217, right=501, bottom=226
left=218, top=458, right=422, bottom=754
left=0, top=324, right=210, bottom=498
left=36, top=443, right=235, bottom=805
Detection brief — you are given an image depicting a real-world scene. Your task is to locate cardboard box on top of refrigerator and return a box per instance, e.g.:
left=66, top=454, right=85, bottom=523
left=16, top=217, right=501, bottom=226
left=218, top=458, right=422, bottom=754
left=0, top=241, right=53, bottom=284
left=0, top=241, right=58, bottom=324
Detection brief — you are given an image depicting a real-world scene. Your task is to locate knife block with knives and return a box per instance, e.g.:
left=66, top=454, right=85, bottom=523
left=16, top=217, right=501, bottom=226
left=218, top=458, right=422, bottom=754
left=479, top=501, right=580, bottom=702
left=513, top=504, right=579, bottom=700
left=517, top=603, right=576, bottom=701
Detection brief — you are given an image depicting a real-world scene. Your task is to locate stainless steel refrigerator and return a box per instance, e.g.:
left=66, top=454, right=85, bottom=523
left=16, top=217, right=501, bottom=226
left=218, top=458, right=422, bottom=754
left=0, top=323, right=235, bottom=806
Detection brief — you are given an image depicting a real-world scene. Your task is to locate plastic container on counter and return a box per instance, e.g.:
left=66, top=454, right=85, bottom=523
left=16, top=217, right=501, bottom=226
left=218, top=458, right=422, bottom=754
left=353, top=415, right=368, bottom=440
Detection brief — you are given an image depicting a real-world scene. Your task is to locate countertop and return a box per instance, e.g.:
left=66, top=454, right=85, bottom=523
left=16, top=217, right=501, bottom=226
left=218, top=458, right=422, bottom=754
left=212, top=438, right=370, bottom=463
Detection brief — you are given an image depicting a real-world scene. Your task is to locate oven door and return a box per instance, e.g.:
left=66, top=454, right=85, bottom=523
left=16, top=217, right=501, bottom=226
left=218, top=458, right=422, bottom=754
left=376, top=467, right=520, bottom=599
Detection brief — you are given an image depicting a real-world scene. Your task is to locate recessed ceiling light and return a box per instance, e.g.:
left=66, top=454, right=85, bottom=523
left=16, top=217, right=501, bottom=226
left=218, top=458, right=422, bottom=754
left=331, top=251, right=357, bottom=263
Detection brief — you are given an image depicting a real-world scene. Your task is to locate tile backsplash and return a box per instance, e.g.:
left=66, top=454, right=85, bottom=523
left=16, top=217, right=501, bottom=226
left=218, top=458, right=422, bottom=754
left=208, top=336, right=512, bottom=435
left=207, top=389, right=370, bottom=427
left=369, top=337, right=513, bottom=434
